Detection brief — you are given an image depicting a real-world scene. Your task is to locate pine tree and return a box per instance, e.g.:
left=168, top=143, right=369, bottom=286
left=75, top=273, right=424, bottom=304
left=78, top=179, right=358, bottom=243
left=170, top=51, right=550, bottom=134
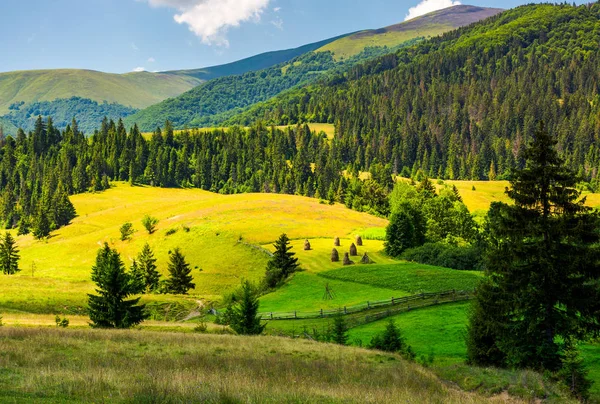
left=164, top=248, right=195, bottom=294
left=265, top=233, right=299, bottom=288
left=468, top=122, right=600, bottom=372
left=368, top=320, right=414, bottom=358
left=331, top=314, right=348, bottom=345
left=129, top=259, right=145, bottom=294
left=88, top=244, right=148, bottom=328
left=229, top=280, right=265, bottom=335
left=137, top=243, right=160, bottom=293
left=32, top=206, right=51, bottom=240
left=0, top=232, right=20, bottom=275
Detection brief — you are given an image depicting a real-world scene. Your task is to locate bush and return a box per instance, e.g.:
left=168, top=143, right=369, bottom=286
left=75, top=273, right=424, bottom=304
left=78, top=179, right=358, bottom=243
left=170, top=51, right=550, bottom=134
left=368, top=320, right=415, bottom=360
left=55, top=315, right=69, bottom=328
left=165, top=228, right=177, bottom=236
left=401, top=242, right=484, bottom=271
left=142, top=215, right=159, bottom=234
left=119, top=222, right=134, bottom=241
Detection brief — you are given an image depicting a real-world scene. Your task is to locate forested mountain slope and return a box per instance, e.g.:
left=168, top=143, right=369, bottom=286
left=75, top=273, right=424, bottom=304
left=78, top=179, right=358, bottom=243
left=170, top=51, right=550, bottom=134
left=126, top=6, right=500, bottom=132
left=229, top=3, right=600, bottom=184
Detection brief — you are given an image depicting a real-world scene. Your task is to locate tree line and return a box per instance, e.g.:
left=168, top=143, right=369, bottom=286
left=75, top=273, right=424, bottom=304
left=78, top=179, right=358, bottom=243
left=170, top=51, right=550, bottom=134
left=226, top=3, right=600, bottom=188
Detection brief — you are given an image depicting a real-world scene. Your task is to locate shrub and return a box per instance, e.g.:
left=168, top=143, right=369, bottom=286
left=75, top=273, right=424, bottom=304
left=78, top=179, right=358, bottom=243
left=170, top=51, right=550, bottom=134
left=193, top=321, right=208, bottom=333
left=142, top=215, right=159, bottom=234
left=368, top=320, right=415, bottom=360
left=165, top=228, right=177, bottom=236
left=401, top=242, right=484, bottom=271
left=120, top=222, right=134, bottom=241
left=55, top=315, right=69, bottom=328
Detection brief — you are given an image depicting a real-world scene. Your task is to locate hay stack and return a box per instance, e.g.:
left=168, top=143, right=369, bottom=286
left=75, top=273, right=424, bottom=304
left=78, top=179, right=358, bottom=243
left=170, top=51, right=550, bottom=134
left=349, top=243, right=358, bottom=256
left=334, top=237, right=340, bottom=247
left=360, top=253, right=371, bottom=264
left=356, top=235, right=363, bottom=246
left=343, top=253, right=353, bottom=266
left=304, top=239, right=311, bottom=251
left=331, top=248, right=339, bottom=262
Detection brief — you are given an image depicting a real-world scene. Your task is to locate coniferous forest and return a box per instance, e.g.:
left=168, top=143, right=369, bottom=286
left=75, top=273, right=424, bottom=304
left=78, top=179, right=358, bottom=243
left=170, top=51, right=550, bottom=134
left=228, top=3, right=600, bottom=185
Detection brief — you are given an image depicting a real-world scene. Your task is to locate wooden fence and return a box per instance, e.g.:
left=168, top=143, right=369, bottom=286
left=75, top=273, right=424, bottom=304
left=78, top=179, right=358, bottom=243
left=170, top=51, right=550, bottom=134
left=258, top=289, right=473, bottom=321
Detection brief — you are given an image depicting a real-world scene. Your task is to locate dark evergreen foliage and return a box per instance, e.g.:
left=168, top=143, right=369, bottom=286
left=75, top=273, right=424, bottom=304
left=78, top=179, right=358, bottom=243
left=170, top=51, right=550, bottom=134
left=88, top=244, right=148, bottom=328
left=228, top=4, right=600, bottom=185
left=331, top=315, right=348, bottom=345
left=164, top=248, right=195, bottom=295
left=0, top=232, right=20, bottom=275
left=468, top=123, right=600, bottom=381
left=229, top=280, right=265, bottom=335
left=137, top=243, right=161, bottom=293
left=265, top=233, right=299, bottom=288
left=369, top=320, right=414, bottom=359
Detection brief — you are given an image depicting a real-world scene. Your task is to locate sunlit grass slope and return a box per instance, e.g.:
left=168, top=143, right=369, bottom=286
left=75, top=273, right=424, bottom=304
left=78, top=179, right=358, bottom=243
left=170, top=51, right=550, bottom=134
left=1, top=183, right=385, bottom=313
left=0, top=69, right=202, bottom=114
left=0, top=327, right=510, bottom=403
left=318, top=6, right=503, bottom=60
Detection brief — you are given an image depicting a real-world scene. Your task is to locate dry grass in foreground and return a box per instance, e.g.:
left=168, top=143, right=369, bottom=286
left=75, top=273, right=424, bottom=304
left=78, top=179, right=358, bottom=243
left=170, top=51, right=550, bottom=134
left=0, top=327, right=516, bottom=403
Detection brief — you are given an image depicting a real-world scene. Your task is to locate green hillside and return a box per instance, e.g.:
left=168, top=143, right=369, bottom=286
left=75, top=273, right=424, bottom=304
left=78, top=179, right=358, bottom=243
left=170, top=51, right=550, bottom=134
left=164, top=34, right=350, bottom=81
left=0, top=69, right=202, bottom=115
left=127, top=7, right=501, bottom=132
left=318, top=5, right=503, bottom=60
left=3, top=97, right=137, bottom=134
left=228, top=3, right=600, bottom=185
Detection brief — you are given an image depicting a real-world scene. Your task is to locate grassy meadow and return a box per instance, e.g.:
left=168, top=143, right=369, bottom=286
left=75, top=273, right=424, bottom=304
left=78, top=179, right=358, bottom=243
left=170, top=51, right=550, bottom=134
left=0, top=182, right=385, bottom=314
left=0, top=327, right=525, bottom=404
left=0, top=180, right=598, bottom=401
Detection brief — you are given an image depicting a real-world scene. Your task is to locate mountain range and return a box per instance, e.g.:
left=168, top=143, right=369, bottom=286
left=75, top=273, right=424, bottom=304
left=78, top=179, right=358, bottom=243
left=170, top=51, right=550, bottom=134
left=0, top=5, right=502, bottom=134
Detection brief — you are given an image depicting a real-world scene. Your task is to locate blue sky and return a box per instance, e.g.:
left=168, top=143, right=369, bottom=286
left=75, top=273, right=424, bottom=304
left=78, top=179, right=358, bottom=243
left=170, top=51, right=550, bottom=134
left=0, top=0, right=587, bottom=74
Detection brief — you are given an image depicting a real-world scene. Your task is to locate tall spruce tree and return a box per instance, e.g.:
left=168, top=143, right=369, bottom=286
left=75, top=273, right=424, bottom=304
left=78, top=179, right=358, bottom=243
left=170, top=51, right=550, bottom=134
left=467, top=122, right=600, bottom=374
left=0, top=232, right=20, bottom=275
left=137, top=243, right=160, bottom=293
left=265, top=233, right=299, bottom=288
left=88, top=244, right=147, bottom=328
left=164, top=248, right=195, bottom=294
left=32, top=206, right=51, bottom=240
left=229, top=280, right=265, bottom=335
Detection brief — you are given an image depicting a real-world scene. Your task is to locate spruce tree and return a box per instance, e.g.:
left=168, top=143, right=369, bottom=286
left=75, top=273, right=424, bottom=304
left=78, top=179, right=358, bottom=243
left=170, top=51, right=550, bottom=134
left=331, top=314, right=348, bottom=345
left=0, top=232, right=20, bottom=275
left=137, top=243, right=160, bottom=293
left=88, top=244, right=148, bottom=328
left=468, top=122, right=600, bottom=373
left=32, top=206, right=51, bottom=240
left=265, top=233, right=299, bottom=288
left=164, top=248, right=195, bottom=294
left=385, top=202, right=426, bottom=257
left=229, top=280, right=265, bottom=335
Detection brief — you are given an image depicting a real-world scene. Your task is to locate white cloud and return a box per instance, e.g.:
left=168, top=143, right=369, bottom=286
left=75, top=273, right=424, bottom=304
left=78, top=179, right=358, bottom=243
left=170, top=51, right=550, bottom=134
left=273, top=7, right=281, bottom=12
left=271, top=16, right=283, bottom=30
left=404, top=0, right=461, bottom=21
left=148, top=57, right=156, bottom=62
left=143, top=0, right=272, bottom=46
left=133, top=67, right=146, bottom=72
left=131, top=42, right=139, bottom=51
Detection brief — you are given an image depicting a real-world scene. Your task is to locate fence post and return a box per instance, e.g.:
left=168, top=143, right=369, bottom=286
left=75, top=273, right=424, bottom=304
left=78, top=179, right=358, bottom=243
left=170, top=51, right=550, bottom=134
left=320, top=308, right=323, bottom=318
left=270, top=312, right=273, bottom=320
left=344, top=306, right=347, bottom=314
left=294, top=311, right=297, bottom=319
left=367, top=301, right=370, bottom=309
left=391, top=297, right=394, bottom=305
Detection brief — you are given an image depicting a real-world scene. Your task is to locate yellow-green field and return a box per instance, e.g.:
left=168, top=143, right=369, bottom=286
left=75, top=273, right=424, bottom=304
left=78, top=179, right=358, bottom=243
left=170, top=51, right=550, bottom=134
left=1, top=182, right=385, bottom=314
left=319, top=25, right=453, bottom=60
left=142, top=123, right=336, bottom=139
